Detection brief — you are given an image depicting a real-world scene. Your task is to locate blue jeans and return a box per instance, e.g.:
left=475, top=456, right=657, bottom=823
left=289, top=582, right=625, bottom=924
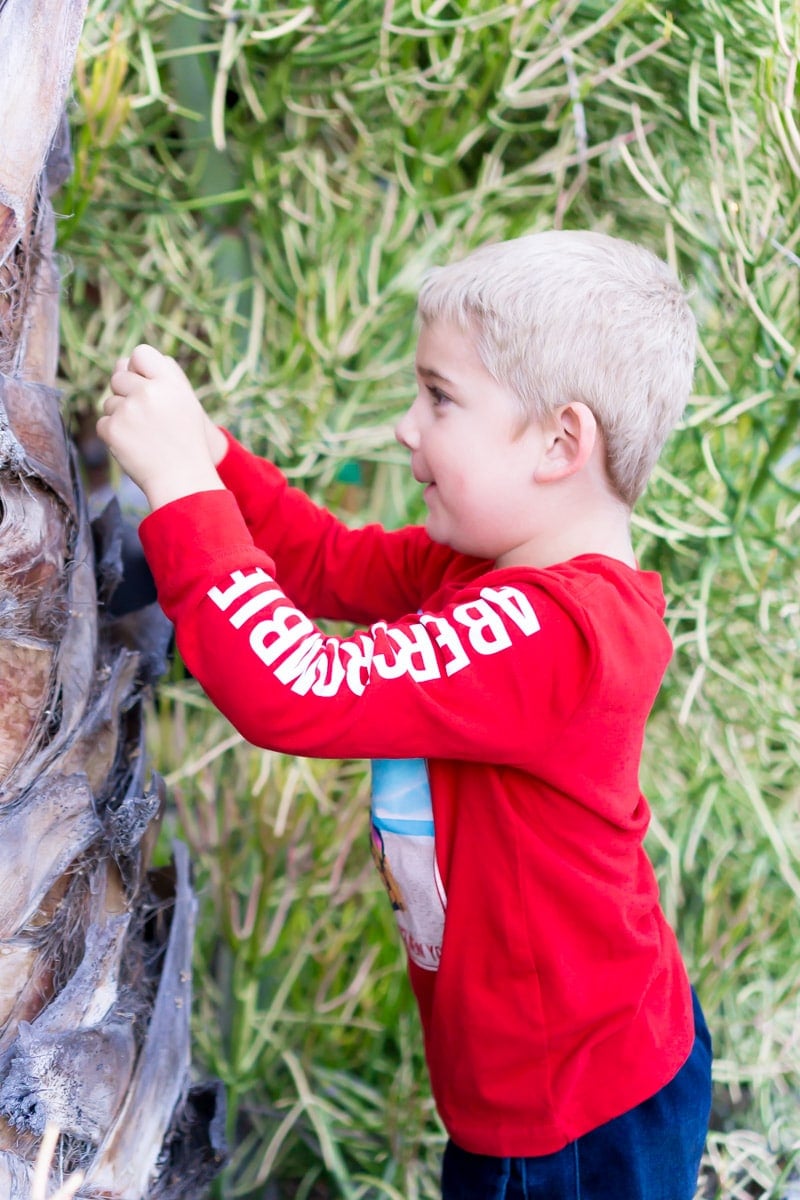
left=441, top=991, right=712, bottom=1200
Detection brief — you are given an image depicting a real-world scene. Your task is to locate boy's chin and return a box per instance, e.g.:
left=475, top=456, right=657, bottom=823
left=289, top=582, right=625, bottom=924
left=424, top=514, right=449, bottom=547
left=425, top=519, right=478, bottom=558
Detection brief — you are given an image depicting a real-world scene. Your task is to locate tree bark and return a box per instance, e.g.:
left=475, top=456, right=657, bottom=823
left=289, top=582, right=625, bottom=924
left=0, top=4, right=225, bottom=1195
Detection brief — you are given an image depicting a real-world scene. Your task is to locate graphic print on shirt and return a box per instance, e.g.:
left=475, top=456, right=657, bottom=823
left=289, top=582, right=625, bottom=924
left=370, top=757, right=446, bottom=972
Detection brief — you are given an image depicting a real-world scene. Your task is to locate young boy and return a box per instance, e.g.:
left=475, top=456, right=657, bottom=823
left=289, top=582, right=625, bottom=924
left=97, top=230, right=712, bottom=1200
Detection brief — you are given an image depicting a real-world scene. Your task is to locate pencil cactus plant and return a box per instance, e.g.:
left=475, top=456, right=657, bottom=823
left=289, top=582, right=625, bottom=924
left=13, top=2, right=797, bottom=1197
left=0, top=3, right=224, bottom=1195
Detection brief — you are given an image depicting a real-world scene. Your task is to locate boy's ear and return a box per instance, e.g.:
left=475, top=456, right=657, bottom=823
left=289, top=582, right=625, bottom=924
left=534, top=402, right=598, bottom=483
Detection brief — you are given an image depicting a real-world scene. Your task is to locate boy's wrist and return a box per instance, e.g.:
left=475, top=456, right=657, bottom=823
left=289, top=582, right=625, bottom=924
left=206, top=421, right=229, bottom=466
left=142, top=466, right=225, bottom=512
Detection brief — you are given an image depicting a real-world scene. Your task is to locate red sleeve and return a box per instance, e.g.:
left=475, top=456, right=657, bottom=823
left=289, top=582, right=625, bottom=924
left=139, top=490, right=593, bottom=763
left=215, top=431, right=466, bottom=624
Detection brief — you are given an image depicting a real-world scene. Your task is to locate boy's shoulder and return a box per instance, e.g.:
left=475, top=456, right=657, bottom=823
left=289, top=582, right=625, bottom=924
left=426, top=553, right=669, bottom=658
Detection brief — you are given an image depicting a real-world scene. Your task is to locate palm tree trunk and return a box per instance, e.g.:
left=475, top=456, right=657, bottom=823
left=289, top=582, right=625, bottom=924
left=0, top=4, right=225, bottom=1195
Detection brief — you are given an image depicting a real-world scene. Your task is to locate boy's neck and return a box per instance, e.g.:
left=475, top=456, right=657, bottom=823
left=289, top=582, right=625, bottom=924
left=494, top=492, right=636, bottom=571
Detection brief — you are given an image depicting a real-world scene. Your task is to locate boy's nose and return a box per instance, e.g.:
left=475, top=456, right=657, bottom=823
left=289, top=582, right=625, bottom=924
left=395, top=406, right=420, bottom=450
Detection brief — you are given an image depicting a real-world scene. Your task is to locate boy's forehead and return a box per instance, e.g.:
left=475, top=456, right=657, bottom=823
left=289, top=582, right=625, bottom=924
left=414, top=339, right=458, bottom=383
left=415, top=317, right=472, bottom=367
left=414, top=321, right=501, bottom=396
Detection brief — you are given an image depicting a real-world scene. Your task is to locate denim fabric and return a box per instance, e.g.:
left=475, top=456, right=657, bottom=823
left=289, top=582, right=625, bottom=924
left=441, top=990, right=712, bottom=1200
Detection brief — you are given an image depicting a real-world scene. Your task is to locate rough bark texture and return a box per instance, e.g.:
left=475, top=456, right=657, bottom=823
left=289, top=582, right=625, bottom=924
left=0, top=3, right=226, bottom=1195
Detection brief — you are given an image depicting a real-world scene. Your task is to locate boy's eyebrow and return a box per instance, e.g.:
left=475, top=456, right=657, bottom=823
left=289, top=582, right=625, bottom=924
left=416, top=364, right=455, bottom=384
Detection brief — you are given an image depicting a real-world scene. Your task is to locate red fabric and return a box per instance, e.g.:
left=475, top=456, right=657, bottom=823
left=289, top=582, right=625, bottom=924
left=139, top=431, right=694, bottom=1156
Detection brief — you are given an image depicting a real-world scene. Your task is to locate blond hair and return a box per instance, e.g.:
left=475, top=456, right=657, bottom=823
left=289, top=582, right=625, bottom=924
left=416, top=230, right=696, bottom=507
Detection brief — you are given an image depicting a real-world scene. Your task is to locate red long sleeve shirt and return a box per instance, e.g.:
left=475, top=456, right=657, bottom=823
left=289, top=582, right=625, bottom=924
left=139, top=432, right=694, bottom=1157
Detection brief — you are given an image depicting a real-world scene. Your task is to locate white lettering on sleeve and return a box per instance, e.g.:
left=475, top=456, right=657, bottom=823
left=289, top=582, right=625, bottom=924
left=208, top=568, right=273, bottom=610
left=480, top=585, right=541, bottom=636
left=275, top=634, right=325, bottom=688
left=370, top=622, right=404, bottom=679
left=341, top=635, right=374, bottom=696
left=397, top=623, right=440, bottom=682
left=452, top=598, right=512, bottom=655
left=371, top=623, right=439, bottom=681
left=419, top=614, right=470, bottom=676
left=293, top=643, right=347, bottom=697
left=230, top=589, right=285, bottom=628
left=249, top=605, right=317, bottom=667
left=207, top=574, right=542, bottom=697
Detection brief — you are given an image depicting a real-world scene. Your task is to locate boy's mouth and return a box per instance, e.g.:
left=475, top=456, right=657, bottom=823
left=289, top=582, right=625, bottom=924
left=412, top=467, right=436, bottom=498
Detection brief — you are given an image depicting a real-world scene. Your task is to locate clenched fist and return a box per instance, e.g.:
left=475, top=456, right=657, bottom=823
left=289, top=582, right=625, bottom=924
left=97, top=344, right=226, bottom=511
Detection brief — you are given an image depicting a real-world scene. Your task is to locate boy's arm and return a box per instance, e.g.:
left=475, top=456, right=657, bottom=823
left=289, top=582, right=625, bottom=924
left=213, top=430, right=465, bottom=622
left=97, top=345, right=461, bottom=623
left=138, top=487, right=592, bottom=766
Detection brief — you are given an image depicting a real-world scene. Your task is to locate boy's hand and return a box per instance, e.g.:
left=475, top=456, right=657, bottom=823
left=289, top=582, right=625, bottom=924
left=97, top=344, right=226, bottom=511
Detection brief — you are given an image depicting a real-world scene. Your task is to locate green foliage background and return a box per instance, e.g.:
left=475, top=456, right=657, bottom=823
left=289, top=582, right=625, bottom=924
left=58, top=2, right=799, bottom=1197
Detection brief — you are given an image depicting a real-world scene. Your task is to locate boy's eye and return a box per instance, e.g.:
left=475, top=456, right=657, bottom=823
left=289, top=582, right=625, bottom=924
left=428, top=386, right=450, bottom=407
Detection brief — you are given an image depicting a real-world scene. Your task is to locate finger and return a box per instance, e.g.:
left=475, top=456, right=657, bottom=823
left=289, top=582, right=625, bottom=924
left=114, top=356, right=130, bottom=373
left=109, top=367, right=137, bottom=397
left=128, top=343, right=167, bottom=379
left=95, top=413, right=112, bottom=446
left=102, top=390, right=125, bottom=416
